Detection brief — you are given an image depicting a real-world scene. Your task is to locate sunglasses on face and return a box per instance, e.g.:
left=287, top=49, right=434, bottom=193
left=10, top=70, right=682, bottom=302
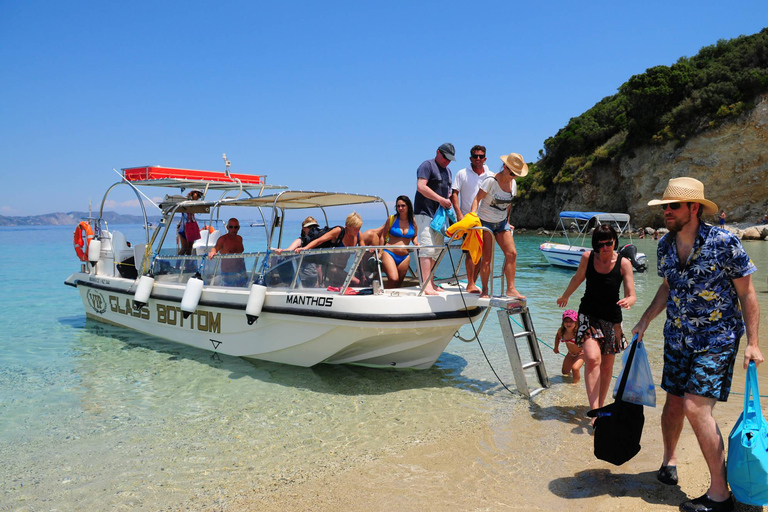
left=596, top=240, right=614, bottom=248
left=470, top=154, right=486, bottom=159
left=227, top=225, right=240, bottom=230
left=661, top=203, right=683, bottom=211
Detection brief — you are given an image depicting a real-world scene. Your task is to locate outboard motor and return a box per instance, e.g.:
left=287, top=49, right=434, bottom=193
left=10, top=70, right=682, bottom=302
left=619, top=244, right=647, bottom=273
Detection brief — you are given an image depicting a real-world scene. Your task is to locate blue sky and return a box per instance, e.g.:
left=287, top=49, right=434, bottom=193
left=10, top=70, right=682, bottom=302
left=1, top=1, right=766, bottom=217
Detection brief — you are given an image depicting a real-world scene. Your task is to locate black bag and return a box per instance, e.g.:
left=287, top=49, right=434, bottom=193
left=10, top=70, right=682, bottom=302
left=586, top=336, right=645, bottom=465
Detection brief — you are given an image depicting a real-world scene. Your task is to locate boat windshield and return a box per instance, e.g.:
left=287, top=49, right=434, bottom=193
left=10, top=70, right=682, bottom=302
left=147, top=243, right=469, bottom=295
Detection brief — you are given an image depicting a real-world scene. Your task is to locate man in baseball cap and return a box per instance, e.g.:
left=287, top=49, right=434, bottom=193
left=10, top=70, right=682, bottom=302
left=413, top=143, right=455, bottom=295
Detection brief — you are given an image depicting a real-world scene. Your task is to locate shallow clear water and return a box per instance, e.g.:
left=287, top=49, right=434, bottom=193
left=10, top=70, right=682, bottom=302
left=1, top=225, right=767, bottom=509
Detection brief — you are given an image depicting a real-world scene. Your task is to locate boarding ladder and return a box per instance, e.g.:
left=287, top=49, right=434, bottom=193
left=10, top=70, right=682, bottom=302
left=490, top=297, right=550, bottom=398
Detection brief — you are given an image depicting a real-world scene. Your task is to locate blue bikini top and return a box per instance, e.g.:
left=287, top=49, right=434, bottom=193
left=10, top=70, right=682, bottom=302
left=388, top=217, right=416, bottom=239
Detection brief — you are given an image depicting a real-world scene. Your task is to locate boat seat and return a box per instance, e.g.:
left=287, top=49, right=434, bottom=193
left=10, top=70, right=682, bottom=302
left=193, top=229, right=220, bottom=255
left=111, top=231, right=134, bottom=263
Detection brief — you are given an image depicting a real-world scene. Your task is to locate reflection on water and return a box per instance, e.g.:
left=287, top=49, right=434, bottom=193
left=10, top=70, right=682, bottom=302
left=2, top=226, right=768, bottom=510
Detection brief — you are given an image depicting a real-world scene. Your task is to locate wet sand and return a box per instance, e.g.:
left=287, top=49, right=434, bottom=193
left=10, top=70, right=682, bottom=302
left=198, top=365, right=765, bottom=512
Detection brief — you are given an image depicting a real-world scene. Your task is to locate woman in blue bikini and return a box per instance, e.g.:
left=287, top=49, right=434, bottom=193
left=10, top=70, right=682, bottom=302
left=377, top=195, right=419, bottom=288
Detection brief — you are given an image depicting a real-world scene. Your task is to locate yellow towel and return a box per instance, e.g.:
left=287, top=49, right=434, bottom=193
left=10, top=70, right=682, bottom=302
left=446, top=212, right=483, bottom=264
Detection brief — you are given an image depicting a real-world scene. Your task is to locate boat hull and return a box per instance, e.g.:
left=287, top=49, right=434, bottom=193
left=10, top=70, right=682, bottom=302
left=539, top=242, right=586, bottom=269
left=68, top=273, right=486, bottom=369
left=539, top=242, right=647, bottom=271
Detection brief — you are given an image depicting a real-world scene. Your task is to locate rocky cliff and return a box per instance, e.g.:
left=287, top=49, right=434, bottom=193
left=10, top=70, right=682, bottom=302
left=514, top=94, right=768, bottom=229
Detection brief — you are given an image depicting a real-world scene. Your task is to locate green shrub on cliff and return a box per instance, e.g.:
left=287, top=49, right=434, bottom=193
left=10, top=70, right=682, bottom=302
left=522, top=27, right=768, bottom=196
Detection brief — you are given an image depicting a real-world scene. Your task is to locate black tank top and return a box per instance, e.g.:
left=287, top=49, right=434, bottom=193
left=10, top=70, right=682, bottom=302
left=579, top=251, right=623, bottom=324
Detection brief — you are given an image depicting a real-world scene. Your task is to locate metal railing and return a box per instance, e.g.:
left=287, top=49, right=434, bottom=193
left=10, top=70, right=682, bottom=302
left=143, top=235, right=487, bottom=295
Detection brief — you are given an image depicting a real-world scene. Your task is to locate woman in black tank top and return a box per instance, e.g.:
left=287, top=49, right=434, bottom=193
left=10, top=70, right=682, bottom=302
left=556, top=225, right=637, bottom=416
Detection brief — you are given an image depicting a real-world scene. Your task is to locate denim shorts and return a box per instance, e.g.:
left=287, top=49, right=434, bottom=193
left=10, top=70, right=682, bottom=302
left=662, top=339, right=740, bottom=401
left=480, top=218, right=511, bottom=234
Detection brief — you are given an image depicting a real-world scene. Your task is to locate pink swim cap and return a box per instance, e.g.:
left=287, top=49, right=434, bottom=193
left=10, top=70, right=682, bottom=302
left=563, top=310, right=578, bottom=321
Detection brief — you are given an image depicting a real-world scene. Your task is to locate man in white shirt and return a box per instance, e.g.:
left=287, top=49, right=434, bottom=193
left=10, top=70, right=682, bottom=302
left=450, top=145, right=493, bottom=293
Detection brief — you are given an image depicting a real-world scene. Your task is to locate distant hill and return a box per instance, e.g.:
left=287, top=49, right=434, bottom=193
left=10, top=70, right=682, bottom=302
left=0, top=211, right=161, bottom=227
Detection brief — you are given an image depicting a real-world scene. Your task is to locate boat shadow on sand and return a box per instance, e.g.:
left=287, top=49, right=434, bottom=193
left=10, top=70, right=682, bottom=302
left=62, top=317, right=497, bottom=396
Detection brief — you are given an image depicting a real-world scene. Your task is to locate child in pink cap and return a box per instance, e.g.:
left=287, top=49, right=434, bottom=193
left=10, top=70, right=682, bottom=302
left=554, top=309, right=585, bottom=383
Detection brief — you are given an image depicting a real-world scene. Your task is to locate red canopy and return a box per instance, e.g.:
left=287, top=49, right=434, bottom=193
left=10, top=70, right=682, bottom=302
left=123, top=166, right=266, bottom=187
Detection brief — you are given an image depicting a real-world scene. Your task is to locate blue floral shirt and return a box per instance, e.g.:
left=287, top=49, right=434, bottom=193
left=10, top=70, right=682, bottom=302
left=657, top=222, right=756, bottom=351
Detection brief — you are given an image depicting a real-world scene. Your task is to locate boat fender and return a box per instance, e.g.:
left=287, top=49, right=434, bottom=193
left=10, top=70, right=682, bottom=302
left=245, top=283, right=267, bottom=325
left=87, top=238, right=102, bottom=266
left=73, top=221, right=94, bottom=262
left=133, top=274, right=155, bottom=311
left=619, top=244, right=648, bottom=273
left=181, top=275, right=204, bottom=318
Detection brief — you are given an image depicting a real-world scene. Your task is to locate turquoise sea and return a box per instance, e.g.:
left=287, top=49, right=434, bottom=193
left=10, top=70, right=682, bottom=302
left=2, top=225, right=767, bottom=510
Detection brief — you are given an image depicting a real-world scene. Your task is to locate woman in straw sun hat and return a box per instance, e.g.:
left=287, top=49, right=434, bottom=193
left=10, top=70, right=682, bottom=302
left=469, top=152, right=528, bottom=299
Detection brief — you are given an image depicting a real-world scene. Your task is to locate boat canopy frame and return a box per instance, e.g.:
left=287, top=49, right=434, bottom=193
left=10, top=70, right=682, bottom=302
left=552, top=211, right=636, bottom=248
left=93, top=166, right=393, bottom=279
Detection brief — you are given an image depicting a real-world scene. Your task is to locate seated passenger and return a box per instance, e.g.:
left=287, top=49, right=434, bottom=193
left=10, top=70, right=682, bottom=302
left=208, top=218, right=246, bottom=286
left=376, top=195, right=418, bottom=288
left=297, top=212, right=365, bottom=287
left=276, top=216, right=324, bottom=287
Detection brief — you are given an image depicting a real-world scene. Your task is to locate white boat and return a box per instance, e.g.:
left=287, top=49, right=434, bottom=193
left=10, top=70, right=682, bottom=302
left=65, top=165, right=493, bottom=369
left=539, top=211, right=647, bottom=271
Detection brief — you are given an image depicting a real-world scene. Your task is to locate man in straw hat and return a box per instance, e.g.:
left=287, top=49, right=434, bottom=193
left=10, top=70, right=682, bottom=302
left=632, top=177, right=763, bottom=512
left=414, top=143, right=455, bottom=295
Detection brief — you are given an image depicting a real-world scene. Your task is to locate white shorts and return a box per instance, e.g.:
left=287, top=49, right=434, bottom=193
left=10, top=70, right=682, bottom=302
left=415, top=214, right=444, bottom=259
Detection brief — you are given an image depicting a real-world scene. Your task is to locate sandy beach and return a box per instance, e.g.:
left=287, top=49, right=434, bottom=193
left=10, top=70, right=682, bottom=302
left=190, top=363, right=763, bottom=512
left=198, top=229, right=768, bottom=512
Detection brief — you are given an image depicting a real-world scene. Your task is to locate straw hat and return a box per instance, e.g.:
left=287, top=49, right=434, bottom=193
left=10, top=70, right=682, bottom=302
left=647, top=177, right=718, bottom=215
left=500, top=153, right=529, bottom=177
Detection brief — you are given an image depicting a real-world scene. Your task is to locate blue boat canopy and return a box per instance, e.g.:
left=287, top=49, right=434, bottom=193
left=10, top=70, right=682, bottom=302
left=559, top=211, right=631, bottom=223
left=560, top=211, right=605, bottom=221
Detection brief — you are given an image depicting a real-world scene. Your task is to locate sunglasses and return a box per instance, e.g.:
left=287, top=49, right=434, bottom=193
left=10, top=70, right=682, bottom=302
left=227, top=225, right=240, bottom=230
left=470, top=154, right=486, bottom=159
left=661, top=203, right=683, bottom=211
left=596, top=240, right=614, bottom=248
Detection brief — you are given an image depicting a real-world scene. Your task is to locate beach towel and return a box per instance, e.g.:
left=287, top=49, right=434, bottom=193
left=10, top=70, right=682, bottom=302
left=184, top=214, right=201, bottom=243
left=430, top=206, right=457, bottom=235
left=446, top=212, right=483, bottom=264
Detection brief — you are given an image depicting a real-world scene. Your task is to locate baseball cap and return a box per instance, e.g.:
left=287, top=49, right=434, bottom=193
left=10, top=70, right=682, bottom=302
left=438, top=143, right=456, bottom=161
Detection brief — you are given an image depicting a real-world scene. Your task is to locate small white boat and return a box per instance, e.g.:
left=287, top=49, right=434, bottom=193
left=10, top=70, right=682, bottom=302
left=539, top=211, right=647, bottom=271
left=65, top=165, right=493, bottom=369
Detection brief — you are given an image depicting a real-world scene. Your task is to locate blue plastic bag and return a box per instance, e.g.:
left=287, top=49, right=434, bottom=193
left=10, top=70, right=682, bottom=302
left=612, top=337, right=656, bottom=407
left=727, top=361, right=768, bottom=506
left=429, top=207, right=456, bottom=235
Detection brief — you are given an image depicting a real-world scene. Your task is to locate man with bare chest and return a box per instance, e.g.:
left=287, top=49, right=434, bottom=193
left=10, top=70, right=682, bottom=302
left=209, top=218, right=246, bottom=286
